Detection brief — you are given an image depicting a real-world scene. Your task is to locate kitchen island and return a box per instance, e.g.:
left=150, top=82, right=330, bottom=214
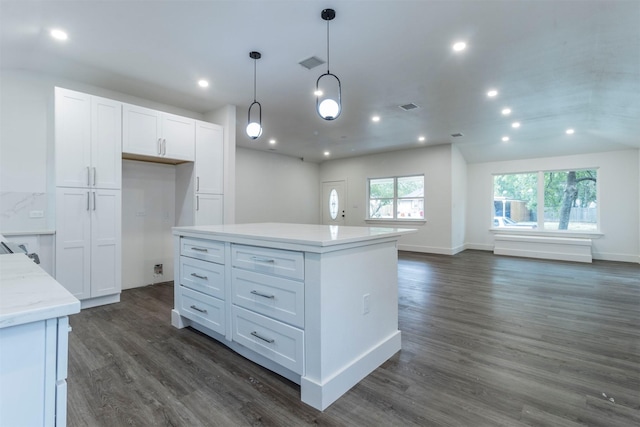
left=171, top=223, right=414, bottom=410
left=0, top=252, right=80, bottom=426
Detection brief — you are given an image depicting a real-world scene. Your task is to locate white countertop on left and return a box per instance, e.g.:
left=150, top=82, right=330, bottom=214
left=0, top=253, right=80, bottom=328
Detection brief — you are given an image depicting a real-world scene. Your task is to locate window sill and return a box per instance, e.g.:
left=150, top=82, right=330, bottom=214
left=489, top=228, right=603, bottom=239
left=366, top=219, right=426, bottom=225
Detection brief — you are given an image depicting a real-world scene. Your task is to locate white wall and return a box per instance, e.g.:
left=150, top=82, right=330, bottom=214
left=451, top=145, right=467, bottom=253
left=235, top=148, right=320, bottom=224
left=319, top=145, right=456, bottom=254
left=466, top=149, right=640, bottom=262
left=122, top=160, right=176, bottom=289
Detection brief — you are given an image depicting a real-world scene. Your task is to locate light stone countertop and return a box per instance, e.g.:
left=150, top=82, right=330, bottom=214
left=173, top=222, right=416, bottom=248
left=0, top=253, right=80, bottom=328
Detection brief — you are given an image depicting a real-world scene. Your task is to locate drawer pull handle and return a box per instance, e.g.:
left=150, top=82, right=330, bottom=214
left=251, top=331, right=275, bottom=343
left=250, top=290, right=275, bottom=299
left=191, top=247, right=208, bottom=252
left=251, top=256, right=275, bottom=263
left=191, top=273, right=208, bottom=280
left=190, top=305, right=208, bottom=314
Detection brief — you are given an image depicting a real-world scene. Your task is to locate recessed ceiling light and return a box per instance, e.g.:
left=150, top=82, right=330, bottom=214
left=452, top=41, right=467, bottom=52
left=50, top=29, right=68, bottom=41
left=198, top=79, right=209, bottom=88
left=418, top=136, right=426, bottom=142
left=501, top=108, right=511, bottom=115
left=371, top=115, right=380, bottom=122
left=502, top=136, right=510, bottom=142
left=511, top=122, right=521, bottom=128
left=324, top=151, right=330, bottom=156
left=566, top=128, right=575, bottom=135
left=269, top=139, right=276, bottom=144
left=487, top=89, right=498, bottom=98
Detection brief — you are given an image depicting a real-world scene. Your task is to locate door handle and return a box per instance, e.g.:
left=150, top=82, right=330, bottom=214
left=93, top=191, right=96, bottom=211
left=93, top=167, right=97, bottom=186
left=86, top=191, right=90, bottom=211
left=157, top=138, right=162, bottom=155
left=196, top=195, right=200, bottom=211
left=162, top=138, right=167, bottom=156
left=196, top=176, right=200, bottom=192
left=87, top=166, right=91, bottom=186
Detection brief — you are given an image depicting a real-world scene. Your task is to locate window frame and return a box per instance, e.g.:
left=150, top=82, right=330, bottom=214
left=491, top=167, right=601, bottom=236
left=366, top=174, right=425, bottom=223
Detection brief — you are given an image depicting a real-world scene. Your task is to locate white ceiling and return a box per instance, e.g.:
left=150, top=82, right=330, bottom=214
left=1, top=0, right=639, bottom=163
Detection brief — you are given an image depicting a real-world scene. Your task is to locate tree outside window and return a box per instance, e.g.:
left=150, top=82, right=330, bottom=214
left=493, top=169, right=598, bottom=231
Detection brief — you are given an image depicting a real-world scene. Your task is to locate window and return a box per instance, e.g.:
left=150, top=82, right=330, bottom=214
left=368, top=175, right=424, bottom=220
left=493, top=169, right=598, bottom=232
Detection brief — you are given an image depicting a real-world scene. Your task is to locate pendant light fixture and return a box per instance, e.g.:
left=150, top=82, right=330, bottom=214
left=316, top=8, right=342, bottom=120
left=246, top=51, right=263, bottom=139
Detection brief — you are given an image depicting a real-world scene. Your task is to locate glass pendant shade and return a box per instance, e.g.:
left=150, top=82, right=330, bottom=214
left=246, top=121, right=262, bottom=139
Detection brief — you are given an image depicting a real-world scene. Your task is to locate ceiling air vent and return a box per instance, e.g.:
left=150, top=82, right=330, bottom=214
left=451, top=132, right=464, bottom=138
left=299, top=56, right=325, bottom=70
left=399, top=103, right=420, bottom=111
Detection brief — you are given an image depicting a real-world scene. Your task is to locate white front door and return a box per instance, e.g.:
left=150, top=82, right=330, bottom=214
left=322, top=181, right=346, bottom=225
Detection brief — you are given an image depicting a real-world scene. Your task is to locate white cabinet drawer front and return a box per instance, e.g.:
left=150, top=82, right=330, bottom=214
left=180, top=256, right=224, bottom=299
left=181, top=237, right=225, bottom=264
left=232, top=269, right=304, bottom=328
left=232, top=306, right=304, bottom=375
left=180, top=286, right=225, bottom=335
left=232, top=245, right=304, bottom=280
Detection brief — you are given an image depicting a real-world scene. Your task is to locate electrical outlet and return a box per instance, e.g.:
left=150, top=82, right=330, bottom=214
left=363, top=293, right=370, bottom=315
left=154, top=264, right=163, bottom=275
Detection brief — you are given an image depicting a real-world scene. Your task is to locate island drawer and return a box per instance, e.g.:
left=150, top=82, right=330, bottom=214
left=179, top=286, right=225, bottom=336
left=232, top=305, right=304, bottom=375
left=181, top=237, right=225, bottom=264
left=232, top=269, right=304, bottom=328
left=232, top=244, right=304, bottom=280
left=180, top=256, right=224, bottom=299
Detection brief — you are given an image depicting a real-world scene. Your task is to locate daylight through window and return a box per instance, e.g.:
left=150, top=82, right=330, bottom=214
left=493, top=169, right=598, bottom=232
left=368, top=175, right=424, bottom=220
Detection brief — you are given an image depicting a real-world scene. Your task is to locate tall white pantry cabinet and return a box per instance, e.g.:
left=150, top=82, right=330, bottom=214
left=176, top=120, right=224, bottom=226
left=55, top=87, right=122, bottom=308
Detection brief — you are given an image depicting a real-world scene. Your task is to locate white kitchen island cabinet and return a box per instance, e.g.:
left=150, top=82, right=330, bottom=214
left=0, top=253, right=80, bottom=427
left=171, top=223, right=414, bottom=410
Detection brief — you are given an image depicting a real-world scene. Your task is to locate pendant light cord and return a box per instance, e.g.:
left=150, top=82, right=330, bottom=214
left=253, top=58, right=257, bottom=102
left=326, top=18, right=330, bottom=73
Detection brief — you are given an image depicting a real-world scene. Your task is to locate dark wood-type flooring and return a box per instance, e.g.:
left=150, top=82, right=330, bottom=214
left=67, top=250, right=640, bottom=426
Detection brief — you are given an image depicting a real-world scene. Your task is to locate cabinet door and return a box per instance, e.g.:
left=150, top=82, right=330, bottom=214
left=55, top=188, right=91, bottom=299
left=122, top=104, right=162, bottom=157
left=92, top=96, right=122, bottom=189
left=91, top=189, right=122, bottom=298
left=195, top=194, right=223, bottom=226
left=195, top=121, right=224, bottom=194
left=55, top=88, right=91, bottom=188
left=162, top=113, right=195, bottom=161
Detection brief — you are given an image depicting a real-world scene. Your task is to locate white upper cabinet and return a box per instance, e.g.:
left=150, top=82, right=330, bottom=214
left=55, top=88, right=122, bottom=189
left=121, top=104, right=160, bottom=158
left=195, top=120, right=224, bottom=194
left=122, top=104, right=195, bottom=162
